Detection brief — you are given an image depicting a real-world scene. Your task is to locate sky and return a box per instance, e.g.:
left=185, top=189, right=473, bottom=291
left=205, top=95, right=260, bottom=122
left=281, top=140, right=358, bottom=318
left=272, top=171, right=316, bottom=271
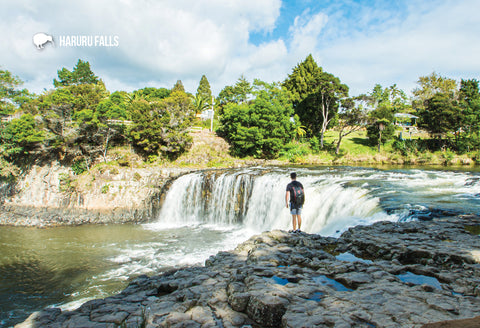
left=1, top=0, right=479, bottom=97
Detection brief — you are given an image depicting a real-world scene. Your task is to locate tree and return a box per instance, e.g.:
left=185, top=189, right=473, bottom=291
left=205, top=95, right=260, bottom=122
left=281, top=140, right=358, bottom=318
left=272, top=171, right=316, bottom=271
left=0, top=69, right=30, bottom=116
left=218, top=81, right=294, bottom=158
left=216, top=76, right=254, bottom=116
left=53, top=59, right=99, bottom=87
left=0, top=114, right=44, bottom=158
left=418, top=93, right=462, bottom=135
left=172, top=80, right=185, bottom=93
left=412, top=72, right=457, bottom=110
left=283, top=54, right=348, bottom=147
left=192, top=94, right=209, bottom=115
left=334, top=98, right=369, bottom=155
left=367, top=119, right=394, bottom=152
left=459, top=79, right=480, bottom=135
left=196, top=75, right=212, bottom=107
left=128, top=90, right=195, bottom=159
left=133, top=87, right=170, bottom=102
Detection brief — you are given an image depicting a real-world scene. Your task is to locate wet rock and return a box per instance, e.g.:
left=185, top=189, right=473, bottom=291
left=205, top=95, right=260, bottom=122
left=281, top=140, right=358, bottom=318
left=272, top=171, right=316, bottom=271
left=15, top=215, right=480, bottom=328
left=246, top=293, right=288, bottom=327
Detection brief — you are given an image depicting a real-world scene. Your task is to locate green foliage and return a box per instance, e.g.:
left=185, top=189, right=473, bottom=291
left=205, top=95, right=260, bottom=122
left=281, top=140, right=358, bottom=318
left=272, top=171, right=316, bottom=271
left=0, top=114, right=44, bottom=158
left=216, top=75, right=253, bottom=115
left=412, top=72, right=457, bottom=111
left=59, top=173, right=75, bottom=192
left=129, top=91, right=194, bottom=159
left=172, top=80, right=185, bottom=93
left=283, top=54, right=348, bottom=147
left=53, top=59, right=99, bottom=87
left=0, top=69, right=30, bottom=116
left=133, top=87, right=171, bottom=102
left=366, top=119, right=395, bottom=147
left=309, top=136, right=320, bottom=153
left=418, top=93, right=462, bottom=135
left=101, top=184, right=110, bottom=194
left=218, top=81, right=294, bottom=158
left=0, top=157, right=19, bottom=182
left=280, top=141, right=312, bottom=162
left=441, top=150, right=455, bottom=165
left=196, top=75, right=212, bottom=107
left=71, top=159, right=88, bottom=175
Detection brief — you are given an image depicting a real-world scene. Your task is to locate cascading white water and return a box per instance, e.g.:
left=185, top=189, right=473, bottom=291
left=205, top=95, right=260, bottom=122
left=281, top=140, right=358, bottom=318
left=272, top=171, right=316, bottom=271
left=151, top=168, right=397, bottom=235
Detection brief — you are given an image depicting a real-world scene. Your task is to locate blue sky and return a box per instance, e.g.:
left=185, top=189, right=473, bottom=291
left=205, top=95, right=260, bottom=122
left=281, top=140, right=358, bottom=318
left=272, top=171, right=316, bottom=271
left=1, top=0, right=479, bottom=97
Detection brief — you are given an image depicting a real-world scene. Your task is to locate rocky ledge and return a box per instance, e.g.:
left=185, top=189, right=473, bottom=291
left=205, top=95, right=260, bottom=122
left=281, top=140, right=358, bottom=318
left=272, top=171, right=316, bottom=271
left=17, top=215, right=480, bottom=328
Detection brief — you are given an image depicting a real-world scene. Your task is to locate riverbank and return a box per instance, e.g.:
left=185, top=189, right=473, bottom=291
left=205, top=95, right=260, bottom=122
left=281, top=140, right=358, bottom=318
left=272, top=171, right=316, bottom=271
left=1, top=129, right=479, bottom=228
left=16, top=214, right=480, bottom=327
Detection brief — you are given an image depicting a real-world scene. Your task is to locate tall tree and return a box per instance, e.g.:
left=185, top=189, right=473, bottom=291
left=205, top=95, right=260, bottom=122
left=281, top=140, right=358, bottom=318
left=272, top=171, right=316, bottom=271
left=412, top=72, right=457, bottom=110
left=172, top=80, right=185, bottom=93
left=216, top=76, right=253, bottom=115
left=196, top=75, right=212, bottom=107
left=283, top=54, right=348, bottom=147
left=459, top=79, right=480, bottom=138
left=53, top=59, right=99, bottom=87
left=418, top=93, right=462, bottom=135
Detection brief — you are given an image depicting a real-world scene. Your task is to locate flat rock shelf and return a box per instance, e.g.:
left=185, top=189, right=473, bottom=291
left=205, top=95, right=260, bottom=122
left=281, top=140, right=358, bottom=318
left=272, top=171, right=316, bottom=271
left=17, top=215, right=480, bottom=328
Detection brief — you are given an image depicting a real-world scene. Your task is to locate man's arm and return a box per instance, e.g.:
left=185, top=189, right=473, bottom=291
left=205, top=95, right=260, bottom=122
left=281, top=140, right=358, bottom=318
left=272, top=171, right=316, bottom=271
left=285, top=190, right=289, bottom=208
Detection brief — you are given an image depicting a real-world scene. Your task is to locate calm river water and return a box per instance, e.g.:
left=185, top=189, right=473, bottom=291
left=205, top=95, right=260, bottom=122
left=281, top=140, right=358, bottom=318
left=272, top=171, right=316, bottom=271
left=1, top=166, right=480, bottom=327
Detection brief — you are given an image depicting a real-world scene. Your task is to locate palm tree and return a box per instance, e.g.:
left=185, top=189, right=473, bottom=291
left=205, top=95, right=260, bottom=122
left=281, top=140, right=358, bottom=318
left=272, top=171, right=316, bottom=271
left=192, top=94, right=209, bottom=115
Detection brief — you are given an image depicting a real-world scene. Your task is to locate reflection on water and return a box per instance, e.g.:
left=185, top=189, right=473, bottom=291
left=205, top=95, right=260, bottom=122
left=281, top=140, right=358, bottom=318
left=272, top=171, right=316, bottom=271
left=396, top=271, right=442, bottom=290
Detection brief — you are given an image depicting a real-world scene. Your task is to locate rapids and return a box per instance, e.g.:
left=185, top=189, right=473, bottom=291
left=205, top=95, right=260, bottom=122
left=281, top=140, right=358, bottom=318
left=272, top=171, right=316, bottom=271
left=1, top=166, right=479, bottom=327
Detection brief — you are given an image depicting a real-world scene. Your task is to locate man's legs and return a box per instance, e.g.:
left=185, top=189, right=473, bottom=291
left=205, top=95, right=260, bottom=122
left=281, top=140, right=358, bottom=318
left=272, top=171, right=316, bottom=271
left=291, top=214, right=302, bottom=231
left=291, top=215, right=297, bottom=231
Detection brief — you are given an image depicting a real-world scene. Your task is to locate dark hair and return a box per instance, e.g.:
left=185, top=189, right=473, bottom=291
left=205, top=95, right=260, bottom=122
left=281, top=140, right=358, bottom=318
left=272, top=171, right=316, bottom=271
left=290, top=172, right=297, bottom=179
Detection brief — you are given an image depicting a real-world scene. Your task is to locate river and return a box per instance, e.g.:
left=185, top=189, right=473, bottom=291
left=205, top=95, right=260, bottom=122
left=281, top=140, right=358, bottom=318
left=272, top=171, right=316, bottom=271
left=1, top=166, right=480, bottom=327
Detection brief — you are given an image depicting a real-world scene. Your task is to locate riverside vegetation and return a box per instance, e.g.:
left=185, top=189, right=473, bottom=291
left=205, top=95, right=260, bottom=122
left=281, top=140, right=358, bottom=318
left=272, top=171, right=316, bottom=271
left=1, top=56, right=480, bottom=185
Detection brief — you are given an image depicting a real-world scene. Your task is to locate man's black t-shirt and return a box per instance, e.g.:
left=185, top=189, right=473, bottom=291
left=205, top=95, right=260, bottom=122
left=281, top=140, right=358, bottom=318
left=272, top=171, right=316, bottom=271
left=286, top=180, right=304, bottom=207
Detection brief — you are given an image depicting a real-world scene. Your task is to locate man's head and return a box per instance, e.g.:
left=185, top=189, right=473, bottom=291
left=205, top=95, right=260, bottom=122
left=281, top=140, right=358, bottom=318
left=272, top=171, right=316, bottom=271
left=290, top=172, right=297, bottom=180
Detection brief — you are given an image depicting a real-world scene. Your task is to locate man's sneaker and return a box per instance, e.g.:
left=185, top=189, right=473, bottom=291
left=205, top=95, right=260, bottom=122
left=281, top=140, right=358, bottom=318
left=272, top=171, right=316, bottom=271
left=295, top=229, right=301, bottom=233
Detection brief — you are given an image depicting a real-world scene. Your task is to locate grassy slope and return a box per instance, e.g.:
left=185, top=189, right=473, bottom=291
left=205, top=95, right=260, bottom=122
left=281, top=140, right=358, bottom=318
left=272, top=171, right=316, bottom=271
left=101, top=128, right=478, bottom=170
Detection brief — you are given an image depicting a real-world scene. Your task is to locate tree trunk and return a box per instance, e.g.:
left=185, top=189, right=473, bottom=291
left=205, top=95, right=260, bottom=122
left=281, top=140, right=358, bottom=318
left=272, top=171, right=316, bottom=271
left=336, top=128, right=345, bottom=155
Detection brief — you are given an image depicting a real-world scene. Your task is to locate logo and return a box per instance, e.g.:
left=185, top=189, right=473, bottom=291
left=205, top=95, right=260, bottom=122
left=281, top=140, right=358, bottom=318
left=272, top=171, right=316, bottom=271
left=33, top=32, right=54, bottom=50
left=32, top=33, right=120, bottom=50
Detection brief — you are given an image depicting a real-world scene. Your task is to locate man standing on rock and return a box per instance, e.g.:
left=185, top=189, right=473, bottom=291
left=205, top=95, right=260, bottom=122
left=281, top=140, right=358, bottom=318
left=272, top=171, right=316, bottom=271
left=286, top=172, right=304, bottom=232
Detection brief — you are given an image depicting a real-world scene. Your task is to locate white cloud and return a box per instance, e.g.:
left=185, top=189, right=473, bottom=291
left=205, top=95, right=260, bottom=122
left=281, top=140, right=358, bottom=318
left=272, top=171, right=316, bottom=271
left=1, top=0, right=283, bottom=94
left=1, top=0, right=479, bottom=98
left=289, top=10, right=328, bottom=58
left=317, top=0, right=480, bottom=95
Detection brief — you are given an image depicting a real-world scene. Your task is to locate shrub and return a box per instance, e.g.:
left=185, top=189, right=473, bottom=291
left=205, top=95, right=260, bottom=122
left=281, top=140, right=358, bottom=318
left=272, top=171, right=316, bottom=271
left=280, top=141, right=311, bottom=162
left=71, top=159, right=88, bottom=175
left=101, top=184, right=110, bottom=194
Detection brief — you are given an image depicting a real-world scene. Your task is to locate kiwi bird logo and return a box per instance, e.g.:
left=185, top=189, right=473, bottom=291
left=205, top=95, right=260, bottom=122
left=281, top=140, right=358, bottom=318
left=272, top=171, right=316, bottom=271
left=33, top=32, right=54, bottom=49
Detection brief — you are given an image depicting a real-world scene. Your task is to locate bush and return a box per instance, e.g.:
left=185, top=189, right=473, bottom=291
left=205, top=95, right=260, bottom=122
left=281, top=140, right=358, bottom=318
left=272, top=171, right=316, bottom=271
left=218, top=85, right=294, bottom=159
left=280, top=141, right=312, bottom=162
left=101, top=184, right=110, bottom=194
left=309, top=136, right=320, bottom=153
left=71, top=159, right=88, bottom=175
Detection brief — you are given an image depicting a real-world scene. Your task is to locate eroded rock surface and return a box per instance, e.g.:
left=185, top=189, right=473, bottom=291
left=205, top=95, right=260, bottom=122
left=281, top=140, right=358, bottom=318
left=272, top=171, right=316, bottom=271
left=16, top=215, right=480, bottom=327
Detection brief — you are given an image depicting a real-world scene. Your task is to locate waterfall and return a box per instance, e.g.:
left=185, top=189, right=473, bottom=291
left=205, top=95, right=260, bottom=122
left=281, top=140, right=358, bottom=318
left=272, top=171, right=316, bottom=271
left=150, top=168, right=396, bottom=235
